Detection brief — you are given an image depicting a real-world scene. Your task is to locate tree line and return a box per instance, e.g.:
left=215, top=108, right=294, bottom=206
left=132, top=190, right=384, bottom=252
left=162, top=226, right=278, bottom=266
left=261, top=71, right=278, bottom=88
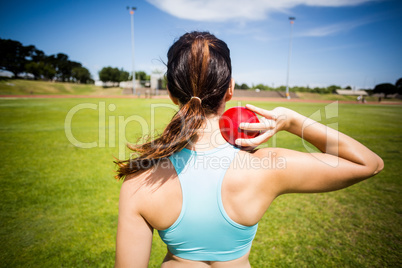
left=0, top=38, right=92, bottom=83
left=2, top=37, right=399, bottom=94
left=235, top=83, right=343, bottom=94
left=0, top=38, right=151, bottom=86
left=235, top=78, right=402, bottom=97
left=98, top=68, right=151, bottom=86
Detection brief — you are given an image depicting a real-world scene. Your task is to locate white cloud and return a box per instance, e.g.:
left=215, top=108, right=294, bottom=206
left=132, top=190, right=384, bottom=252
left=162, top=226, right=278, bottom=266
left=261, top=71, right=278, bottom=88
left=147, top=0, right=379, bottom=22
left=298, top=16, right=379, bottom=37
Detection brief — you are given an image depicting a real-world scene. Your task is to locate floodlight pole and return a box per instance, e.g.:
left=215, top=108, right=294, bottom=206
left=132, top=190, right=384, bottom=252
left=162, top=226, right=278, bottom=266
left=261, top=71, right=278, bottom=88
left=285, top=17, right=295, bottom=100
left=128, top=6, right=137, bottom=95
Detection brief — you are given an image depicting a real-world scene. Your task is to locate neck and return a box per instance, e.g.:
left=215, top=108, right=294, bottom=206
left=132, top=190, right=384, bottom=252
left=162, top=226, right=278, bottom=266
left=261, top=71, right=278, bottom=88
left=186, top=102, right=228, bottom=151
left=192, top=114, right=227, bottom=151
left=182, top=99, right=228, bottom=151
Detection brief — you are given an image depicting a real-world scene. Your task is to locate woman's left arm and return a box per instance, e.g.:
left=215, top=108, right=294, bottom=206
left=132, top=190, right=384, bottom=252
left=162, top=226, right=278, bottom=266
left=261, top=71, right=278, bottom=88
left=115, top=180, right=153, bottom=268
left=236, top=104, right=383, bottom=194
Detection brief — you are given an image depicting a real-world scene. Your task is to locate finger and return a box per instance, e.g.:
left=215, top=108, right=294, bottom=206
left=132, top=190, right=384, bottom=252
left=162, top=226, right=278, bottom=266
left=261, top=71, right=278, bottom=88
left=239, top=120, right=276, bottom=131
left=260, top=117, right=277, bottom=129
left=235, top=130, right=274, bottom=147
left=245, top=104, right=276, bottom=120
left=235, top=131, right=272, bottom=147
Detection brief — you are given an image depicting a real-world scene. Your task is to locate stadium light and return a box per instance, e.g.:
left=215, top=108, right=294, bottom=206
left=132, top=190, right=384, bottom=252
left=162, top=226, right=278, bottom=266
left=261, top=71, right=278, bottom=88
left=127, top=6, right=137, bottom=95
left=285, top=16, right=295, bottom=100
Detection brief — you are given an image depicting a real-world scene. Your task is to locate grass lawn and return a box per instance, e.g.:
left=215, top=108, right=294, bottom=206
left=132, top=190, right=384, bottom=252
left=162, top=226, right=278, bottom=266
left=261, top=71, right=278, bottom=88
left=0, top=97, right=401, bottom=267
left=297, top=92, right=402, bottom=103
left=0, top=79, right=123, bottom=95
left=2, top=79, right=401, bottom=104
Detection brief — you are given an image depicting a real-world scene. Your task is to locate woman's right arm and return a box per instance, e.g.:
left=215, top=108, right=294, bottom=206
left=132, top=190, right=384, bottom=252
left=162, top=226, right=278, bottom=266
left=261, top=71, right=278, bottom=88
left=115, top=179, right=153, bottom=268
left=236, top=104, right=384, bottom=195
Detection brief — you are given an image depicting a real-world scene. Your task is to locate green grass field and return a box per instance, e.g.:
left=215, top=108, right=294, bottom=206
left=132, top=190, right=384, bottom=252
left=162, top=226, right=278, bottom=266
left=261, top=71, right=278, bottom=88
left=0, top=79, right=123, bottom=95
left=2, top=79, right=401, bottom=104
left=0, top=97, right=401, bottom=267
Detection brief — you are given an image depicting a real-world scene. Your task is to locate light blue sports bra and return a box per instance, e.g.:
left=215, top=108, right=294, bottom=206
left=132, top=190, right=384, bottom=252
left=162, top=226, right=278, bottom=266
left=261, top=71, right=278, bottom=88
left=158, top=143, right=258, bottom=262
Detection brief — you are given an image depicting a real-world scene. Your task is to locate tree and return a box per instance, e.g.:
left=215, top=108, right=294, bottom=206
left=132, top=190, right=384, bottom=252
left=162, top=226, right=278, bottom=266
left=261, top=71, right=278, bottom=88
left=253, top=83, right=271, bottom=91
left=42, top=62, right=56, bottom=80
left=327, top=85, right=341, bottom=93
left=396, top=78, right=402, bottom=94
left=240, top=83, right=250, bottom=90
left=373, top=83, right=397, bottom=97
left=109, top=68, right=120, bottom=82
left=30, top=48, right=46, bottom=62
left=0, top=37, right=91, bottom=83
left=120, top=69, right=129, bottom=82
left=0, top=38, right=33, bottom=77
left=25, top=61, right=42, bottom=79
left=99, top=67, right=129, bottom=84
left=72, top=67, right=92, bottom=83
left=135, top=71, right=150, bottom=81
left=99, top=67, right=114, bottom=82
left=132, top=71, right=150, bottom=86
left=44, top=53, right=82, bottom=82
left=55, top=53, right=78, bottom=82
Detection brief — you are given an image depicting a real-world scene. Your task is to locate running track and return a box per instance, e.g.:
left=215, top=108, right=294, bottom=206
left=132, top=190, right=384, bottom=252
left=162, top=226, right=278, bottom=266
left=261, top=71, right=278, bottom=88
left=0, top=94, right=400, bottom=105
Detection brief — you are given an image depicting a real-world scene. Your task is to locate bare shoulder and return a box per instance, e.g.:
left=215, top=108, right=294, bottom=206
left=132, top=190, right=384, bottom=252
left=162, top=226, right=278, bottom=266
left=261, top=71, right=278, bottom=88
left=119, top=158, right=178, bottom=211
left=227, top=147, right=289, bottom=180
left=239, top=147, right=304, bottom=193
left=119, top=158, right=181, bottom=230
left=116, top=161, right=178, bottom=268
left=251, top=147, right=293, bottom=160
left=222, top=148, right=289, bottom=225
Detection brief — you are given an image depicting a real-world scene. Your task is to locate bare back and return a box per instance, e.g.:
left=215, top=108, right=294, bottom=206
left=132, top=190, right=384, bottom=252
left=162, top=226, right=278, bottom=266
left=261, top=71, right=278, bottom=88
left=126, top=148, right=281, bottom=267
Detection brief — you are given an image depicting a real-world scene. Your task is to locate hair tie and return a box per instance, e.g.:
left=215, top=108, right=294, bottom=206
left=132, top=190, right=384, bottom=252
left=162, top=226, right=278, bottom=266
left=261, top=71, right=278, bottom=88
left=190, top=96, right=202, bottom=103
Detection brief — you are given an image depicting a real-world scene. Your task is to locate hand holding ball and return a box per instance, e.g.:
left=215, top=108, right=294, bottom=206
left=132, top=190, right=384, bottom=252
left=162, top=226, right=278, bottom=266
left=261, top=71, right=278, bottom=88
left=219, top=107, right=260, bottom=149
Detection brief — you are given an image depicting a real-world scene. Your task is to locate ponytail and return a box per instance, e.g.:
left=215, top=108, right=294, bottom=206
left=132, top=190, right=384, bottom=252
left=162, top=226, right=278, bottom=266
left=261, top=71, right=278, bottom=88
left=115, top=31, right=231, bottom=180
left=115, top=97, right=205, bottom=180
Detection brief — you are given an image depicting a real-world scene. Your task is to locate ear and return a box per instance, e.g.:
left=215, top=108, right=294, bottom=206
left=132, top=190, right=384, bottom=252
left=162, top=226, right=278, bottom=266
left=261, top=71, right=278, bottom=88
left=224, top=78, right=235, bottom=102
left=167, top=87, right=180, bottom=105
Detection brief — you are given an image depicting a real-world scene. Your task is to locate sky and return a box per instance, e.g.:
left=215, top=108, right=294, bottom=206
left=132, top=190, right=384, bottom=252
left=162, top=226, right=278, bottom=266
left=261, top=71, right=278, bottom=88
left=0, top=0, right=401, bottom=89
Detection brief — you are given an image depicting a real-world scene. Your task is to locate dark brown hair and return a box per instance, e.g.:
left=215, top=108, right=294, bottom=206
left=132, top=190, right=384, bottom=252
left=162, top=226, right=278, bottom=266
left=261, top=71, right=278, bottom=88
left=115, top=31, right=232, bottom=180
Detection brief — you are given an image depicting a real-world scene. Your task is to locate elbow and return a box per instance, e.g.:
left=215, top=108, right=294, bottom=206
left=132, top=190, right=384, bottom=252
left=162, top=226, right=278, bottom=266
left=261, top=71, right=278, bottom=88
left=373, top=156, right=384, bottom=175
left=360, top=155, right=384, bottom=179
left=367, top=154, right=384, bottom=177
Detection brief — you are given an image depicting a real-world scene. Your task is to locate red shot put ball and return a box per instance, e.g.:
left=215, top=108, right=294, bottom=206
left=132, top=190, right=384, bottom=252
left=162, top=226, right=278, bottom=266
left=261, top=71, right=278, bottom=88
left=219, top=106, right=260, bottom=147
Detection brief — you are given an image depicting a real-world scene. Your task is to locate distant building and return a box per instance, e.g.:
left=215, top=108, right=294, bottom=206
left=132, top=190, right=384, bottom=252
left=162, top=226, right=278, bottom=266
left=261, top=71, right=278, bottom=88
left=94, top=80, right=141, bottom=88
left=150, top=70, right=164, bottom=90
left=335, top=89, right=368, bottom=96
left=95, top=80, right=119, bottom=87
left=94, top=80, right=104, bottom=87
left=0, top=69, right=13, bottom=78
left=119, top=80, right=141, bottom=89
